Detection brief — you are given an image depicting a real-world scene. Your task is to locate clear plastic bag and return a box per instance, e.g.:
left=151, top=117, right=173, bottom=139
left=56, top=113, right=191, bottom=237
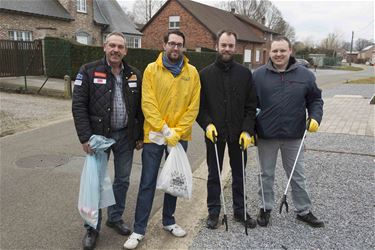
left=78, top=155, right=100, bottom=229
left=77, top=135, right=116, bottom=228
left=156, top=143, right=192, bottom=199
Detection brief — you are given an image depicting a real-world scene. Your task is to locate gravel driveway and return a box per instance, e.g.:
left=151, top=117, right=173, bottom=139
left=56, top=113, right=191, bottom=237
left=0, top=92, right=71, bottom=137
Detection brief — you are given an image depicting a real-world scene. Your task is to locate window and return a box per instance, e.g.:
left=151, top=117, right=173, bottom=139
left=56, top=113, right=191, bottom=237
left=244, top=49, right=252, bottom=63
left=8, top=30, right=32, bottom=41
left=125, top=36, right=141, bottom=48
left=169, top=16, right=180, bottom=29
left=76, top=32, right=90, bottom=45
left=76, top=0, right=87, bottom=13
left=256, top=49, right=261, bottom=62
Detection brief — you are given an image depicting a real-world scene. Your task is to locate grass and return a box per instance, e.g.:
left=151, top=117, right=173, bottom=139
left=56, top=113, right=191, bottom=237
left=332, top=65, right=363, bottom=71
left=347, top=76, right=375, bottom=84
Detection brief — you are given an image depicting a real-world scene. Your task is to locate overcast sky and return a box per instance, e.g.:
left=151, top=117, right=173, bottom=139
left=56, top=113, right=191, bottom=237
left=118, top=0, right=374, bottom=44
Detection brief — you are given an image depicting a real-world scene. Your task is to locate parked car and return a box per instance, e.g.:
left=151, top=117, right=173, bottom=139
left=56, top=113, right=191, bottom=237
left=296, top=58, right=310, bottom=68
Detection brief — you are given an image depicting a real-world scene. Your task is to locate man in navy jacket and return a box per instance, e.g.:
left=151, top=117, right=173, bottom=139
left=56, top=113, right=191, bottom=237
left=253, top=36, right=324, bottom=228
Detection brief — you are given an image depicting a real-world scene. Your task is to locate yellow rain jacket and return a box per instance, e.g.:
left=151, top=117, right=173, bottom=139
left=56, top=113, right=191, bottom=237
left=142, top=52, right=201, bottom=143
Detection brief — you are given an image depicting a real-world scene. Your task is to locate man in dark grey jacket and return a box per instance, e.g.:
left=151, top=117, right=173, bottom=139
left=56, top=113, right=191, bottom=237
left=253, top=36, right=324, bottom=228
left=72, top=32, right=143, bottom=250
left=197, top=30, right=257, bottom=230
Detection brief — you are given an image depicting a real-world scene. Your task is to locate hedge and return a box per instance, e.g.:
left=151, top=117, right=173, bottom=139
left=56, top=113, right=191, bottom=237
left=44, top=37, right=243, bottom=79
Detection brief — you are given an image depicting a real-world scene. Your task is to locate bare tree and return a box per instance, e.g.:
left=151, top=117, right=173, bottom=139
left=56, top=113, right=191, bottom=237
left=132, top=0, right=166, bottom=24
left=319, top=32, right=344, bottom=56
left=218, top=0, right=295, bottom=41
left=355, top=38, right=374, bottom=51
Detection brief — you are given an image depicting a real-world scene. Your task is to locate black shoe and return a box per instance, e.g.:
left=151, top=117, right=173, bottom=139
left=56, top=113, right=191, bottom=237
left=106, top=220, right=131, bottom=235
left=206, top=214, right=219, bottom=229
left=82, top=229, right=98, bottom=250
left=257, top=209, right=271, bottom=227
left=234, top=213, right=257, bottom=228
left=296, top=212, right=325, bottom=228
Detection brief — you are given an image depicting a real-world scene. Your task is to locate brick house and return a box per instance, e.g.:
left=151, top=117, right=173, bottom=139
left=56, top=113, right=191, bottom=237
left=141, top=0, right=278, bottom=67
left=0, top=0, right=142, bottom=47
left=357, top=45, right=375, bottom=64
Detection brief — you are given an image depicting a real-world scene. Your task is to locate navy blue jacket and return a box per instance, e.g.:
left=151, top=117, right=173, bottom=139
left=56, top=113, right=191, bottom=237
left=253, top=57, right=323, bottom=139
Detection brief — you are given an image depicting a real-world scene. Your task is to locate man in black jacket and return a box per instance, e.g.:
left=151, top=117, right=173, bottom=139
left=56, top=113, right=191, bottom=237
left=72, top=32, right=143, bottom=250
left=253, top=36, right=324, bottom=228
left=197, top=30, right=257, bottom=229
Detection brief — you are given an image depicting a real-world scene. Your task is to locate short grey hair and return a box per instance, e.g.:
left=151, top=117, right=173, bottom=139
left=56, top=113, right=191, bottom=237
left=104, top=32, right=127, bottom=47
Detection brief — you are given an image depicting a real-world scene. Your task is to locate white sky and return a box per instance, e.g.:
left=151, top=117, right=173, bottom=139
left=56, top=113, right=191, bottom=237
left=117, top=0, right=374, bottom=44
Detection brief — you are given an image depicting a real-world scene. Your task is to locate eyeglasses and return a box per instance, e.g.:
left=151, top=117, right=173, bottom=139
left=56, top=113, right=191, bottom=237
left=167, top=42, right=183, bottom=49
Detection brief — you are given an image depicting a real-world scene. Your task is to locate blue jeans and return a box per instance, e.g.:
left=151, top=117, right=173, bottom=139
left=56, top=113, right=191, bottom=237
left=84, top=129, right=134, bottom=231
left=133, top=141, right=188, bottom=235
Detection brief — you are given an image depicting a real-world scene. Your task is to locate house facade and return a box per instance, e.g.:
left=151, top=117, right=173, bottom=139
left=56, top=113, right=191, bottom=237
left=0, top=0, right=142, bottom=47
left=357, top=45, right=375, bottom=64
left=141, top=0, right=278, bottom=67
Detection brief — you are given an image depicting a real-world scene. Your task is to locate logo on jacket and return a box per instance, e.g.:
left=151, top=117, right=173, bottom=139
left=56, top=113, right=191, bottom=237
left=94, top=78, right=106, bottom=84
left=94, top=72, right=107, bottom=78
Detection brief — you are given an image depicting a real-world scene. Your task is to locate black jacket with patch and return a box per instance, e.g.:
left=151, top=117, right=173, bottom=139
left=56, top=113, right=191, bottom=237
left=72, top=57, right=143, bottom=147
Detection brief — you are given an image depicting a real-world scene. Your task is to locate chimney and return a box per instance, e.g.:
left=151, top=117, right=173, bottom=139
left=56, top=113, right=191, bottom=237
left=231, top=8, right=235, bottom=14
left=261, top=16, right=266, bottom=25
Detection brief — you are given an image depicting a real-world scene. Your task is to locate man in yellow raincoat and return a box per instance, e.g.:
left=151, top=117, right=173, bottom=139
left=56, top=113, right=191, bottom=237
left=124, top=30, right=200, bottom=249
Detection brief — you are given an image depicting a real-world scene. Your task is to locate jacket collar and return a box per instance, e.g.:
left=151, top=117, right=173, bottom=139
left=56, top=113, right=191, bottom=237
left=156, top=52, right=189, bottom=70
left=266, top=56, right=298, bottom=73
left=101, top=57, right=134, bottom=78
left=215, top=55, right=234, bottom=72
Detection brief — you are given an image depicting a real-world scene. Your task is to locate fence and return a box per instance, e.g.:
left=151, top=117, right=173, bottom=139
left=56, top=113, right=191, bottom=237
left=0, top=40, right=44, bottom=77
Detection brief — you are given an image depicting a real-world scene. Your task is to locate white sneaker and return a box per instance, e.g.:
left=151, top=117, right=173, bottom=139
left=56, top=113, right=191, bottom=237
left=123, top=233, right=144, bottom=249
left=163, top=224, right=187, bottom=237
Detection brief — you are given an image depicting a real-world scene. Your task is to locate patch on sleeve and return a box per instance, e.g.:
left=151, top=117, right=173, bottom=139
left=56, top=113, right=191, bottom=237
left=74, top=80, right=82, bottom=86
left=76, top=73, right=83, bottom=80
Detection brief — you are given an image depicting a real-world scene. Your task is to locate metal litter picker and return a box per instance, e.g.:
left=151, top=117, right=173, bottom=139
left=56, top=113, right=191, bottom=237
left=213, top=132, right=228, bottom=231
left=279, top=129, right=307, bottom=213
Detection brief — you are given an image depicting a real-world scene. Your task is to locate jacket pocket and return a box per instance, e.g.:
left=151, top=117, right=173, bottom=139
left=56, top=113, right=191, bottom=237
left=90, top=115, right=104, bottom=135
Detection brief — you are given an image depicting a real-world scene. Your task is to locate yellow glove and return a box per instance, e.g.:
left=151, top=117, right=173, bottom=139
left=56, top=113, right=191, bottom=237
left=162, top=124, right=180, bottom=146
left=205, top=123, right=218, bottom=143
left=239, top=132, right=254, bottom=149
left=307, top=118, right=319, bottom=132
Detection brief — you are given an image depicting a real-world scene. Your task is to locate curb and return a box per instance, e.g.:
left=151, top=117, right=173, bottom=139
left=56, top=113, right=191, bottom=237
left=137, top=148, right=231, bottom=250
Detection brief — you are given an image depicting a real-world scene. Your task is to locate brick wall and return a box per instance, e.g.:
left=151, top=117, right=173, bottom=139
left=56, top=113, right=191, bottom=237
left=0, top=0, right=103, bottom=46
left=142, top=0, right=216, bottom=50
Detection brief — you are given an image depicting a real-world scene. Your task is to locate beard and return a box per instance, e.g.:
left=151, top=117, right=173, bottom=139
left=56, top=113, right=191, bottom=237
left=166, top=51, right=182, bottom=63
left=219, top=52, right=233, bottom=62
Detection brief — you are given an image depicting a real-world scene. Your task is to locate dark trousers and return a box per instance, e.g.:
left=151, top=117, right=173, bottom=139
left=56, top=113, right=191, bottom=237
left=206, top=139, right=247, bottom=216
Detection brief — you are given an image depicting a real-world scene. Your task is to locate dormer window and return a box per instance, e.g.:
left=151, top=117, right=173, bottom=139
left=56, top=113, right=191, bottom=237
left=77, top=0, right=87, bottom=13
left=169, top=16, right=180, bottom=29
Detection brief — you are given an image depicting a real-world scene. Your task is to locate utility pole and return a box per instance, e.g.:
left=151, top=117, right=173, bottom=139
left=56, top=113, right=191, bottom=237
left=349, top=31, right=354, bottom=66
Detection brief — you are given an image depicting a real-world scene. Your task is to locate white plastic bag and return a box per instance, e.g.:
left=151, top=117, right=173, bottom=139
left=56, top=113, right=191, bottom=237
left=78, top=155, right=100, bottom=229
left=77, top=135, right=116, bottom=228
left=156, top=143, right=192, bottom=199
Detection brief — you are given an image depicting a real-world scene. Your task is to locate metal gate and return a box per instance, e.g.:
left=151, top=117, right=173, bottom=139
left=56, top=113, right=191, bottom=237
left=0, top=40, right=44, bottom=77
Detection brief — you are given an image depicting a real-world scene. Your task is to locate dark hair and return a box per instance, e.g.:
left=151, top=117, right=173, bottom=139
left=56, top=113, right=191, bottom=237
left=216, top=30, right=237, bottom=44
left=163, top=30, right=185, bottom=46
left=272, top=36, right=292, bottom=48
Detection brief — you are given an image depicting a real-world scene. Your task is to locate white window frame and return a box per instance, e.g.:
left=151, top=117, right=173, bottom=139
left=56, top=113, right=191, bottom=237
left=76, top=0, right=87, bottom=13
left=125, top=35, right=142, bottom=48
left=169, top=16, right=180, bottom=29
left=244, top=49, right=252, bottom=63
left=256, top=49, right=261, bottom=62
left=8, top=30, right=32, bottom=41
left=76, top=32, right=90, bottom=45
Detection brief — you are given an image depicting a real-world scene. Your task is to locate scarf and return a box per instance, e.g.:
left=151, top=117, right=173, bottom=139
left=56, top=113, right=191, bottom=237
left=162, top=53, right=184, bottom=77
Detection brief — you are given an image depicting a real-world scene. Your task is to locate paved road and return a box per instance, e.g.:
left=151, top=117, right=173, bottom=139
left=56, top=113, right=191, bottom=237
left=0, top=119, right=205, bottom=250
left=0, top=64, right=373, bottom=249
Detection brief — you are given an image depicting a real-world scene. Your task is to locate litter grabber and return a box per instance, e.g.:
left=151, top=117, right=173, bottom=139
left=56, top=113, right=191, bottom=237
left=213, top=132, right=228, bottom=231
left=254, top=137, right=266, bottom=213
left=240, top=139, right=248, bottom=235
left=279, top=129, right=307, bottom=214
